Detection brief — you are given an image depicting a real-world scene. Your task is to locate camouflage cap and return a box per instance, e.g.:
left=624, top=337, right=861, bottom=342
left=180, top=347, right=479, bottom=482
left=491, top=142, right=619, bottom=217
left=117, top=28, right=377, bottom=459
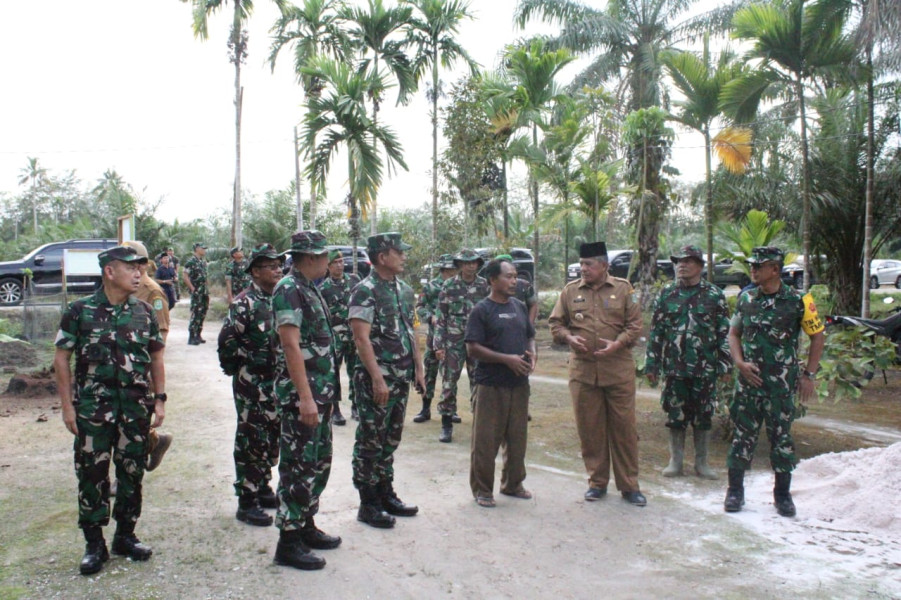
left=670, top=244, right=705, bottom=264
left=453, top=248, right=484, bottom=267
left=193, top=242, right=207, bottom=250
left=285, top=230, right=328, bottom=256
left=328, top=249, right=343, bottom=263
left=495, top=253, right=514, bottom=262
left=245, top=243, right=283, bottom=272
left=230, top=246, right=242, bottom=256
left=438, top=253, right=457, bottom=270
left=747, top=246, right=785, bottom=265
left=98, top=245, right=148, bottom=269
left=367, top=232, right=412, bottom=255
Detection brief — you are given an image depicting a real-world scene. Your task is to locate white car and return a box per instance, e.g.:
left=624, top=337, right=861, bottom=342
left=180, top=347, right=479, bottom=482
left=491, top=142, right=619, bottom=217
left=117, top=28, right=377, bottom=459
left=870, top=259, right=901, bottom=289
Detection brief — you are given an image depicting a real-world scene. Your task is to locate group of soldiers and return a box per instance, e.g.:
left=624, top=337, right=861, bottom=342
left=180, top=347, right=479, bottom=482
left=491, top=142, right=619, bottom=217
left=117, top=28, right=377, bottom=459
left=54, top=231, right=825, bottom=576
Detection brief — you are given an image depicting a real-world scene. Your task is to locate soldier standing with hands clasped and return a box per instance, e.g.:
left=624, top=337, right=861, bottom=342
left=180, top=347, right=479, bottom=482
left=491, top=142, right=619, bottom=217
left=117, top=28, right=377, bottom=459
left=645, top=245, right=731, bottom=479
left=54, top=245, right=167, bottom=575
left=319, top=249, right=361, bottom=425
left=724, top=246, right=825, bottom=517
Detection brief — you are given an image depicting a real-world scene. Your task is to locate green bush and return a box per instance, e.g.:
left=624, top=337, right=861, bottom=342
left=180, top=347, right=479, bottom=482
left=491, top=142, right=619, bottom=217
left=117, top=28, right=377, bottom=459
left=815, top=325, right=898, bottom=402
left=538, top=291, right=560, bottom=320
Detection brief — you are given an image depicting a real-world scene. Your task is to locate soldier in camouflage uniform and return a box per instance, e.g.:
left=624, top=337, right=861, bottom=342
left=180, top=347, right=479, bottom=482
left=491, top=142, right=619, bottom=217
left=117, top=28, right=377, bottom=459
left=53, top=245, right=167, bottom=575
left=350, top=232, right=425, bottom=529
left=725, top=246, right=825, bottom=517
left=434, top=249, right=488, bottom=442
left=217, top=244, right=284, bottom=528
left=412, top=253, right=457, bottom=423
left=318, top=249, right=361, bottom=426
left=271, top=231, right=341, bottom=570
left=224, top=246, right=252, bottom=303
left=645, top=245, right=731, bottom=480
left=182, top=242, right=209, bottom=345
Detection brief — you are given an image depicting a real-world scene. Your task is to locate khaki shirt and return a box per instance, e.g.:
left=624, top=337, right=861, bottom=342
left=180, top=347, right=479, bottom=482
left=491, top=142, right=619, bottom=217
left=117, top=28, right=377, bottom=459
left=548, top=276, right=642, bottom=386
left=136, top=275, right=170, bottom=333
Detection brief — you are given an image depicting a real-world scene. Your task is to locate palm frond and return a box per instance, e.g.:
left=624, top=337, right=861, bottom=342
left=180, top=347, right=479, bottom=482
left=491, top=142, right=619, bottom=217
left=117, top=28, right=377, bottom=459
left=713, top=127, right=753, bottom=174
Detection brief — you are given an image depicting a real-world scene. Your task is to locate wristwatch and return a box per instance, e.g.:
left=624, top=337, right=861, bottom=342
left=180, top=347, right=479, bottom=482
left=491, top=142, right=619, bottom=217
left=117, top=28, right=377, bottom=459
left=802, top=369, right=817, bottom=380
left=154, top=393, right=168, bottom=403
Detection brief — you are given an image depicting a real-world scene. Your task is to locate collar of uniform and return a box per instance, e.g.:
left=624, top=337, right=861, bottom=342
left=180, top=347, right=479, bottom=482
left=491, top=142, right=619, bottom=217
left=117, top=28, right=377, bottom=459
left=752, top=281, right=795, bottom=301
left=94, top=287, right=137, bottom=309
left=578, top=276, right=614, bottom=291
left=249, top=280, right=271, bottom=296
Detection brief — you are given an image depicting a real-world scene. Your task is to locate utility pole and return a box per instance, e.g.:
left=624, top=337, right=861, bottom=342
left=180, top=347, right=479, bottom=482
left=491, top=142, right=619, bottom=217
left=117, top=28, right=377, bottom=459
left=294, top=126, right=303, bottom=231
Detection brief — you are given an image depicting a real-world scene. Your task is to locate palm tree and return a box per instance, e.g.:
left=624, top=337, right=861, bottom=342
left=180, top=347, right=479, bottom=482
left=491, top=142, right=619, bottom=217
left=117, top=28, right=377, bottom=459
left=514, top=0, right=745, bottom=287
left=301, top=57, right=408, bottom=271
left=18, top=157, right=47, bottom=234
left=482, top=40, right=574, bottom=292
left=341, top=0, right=417, bottom=235
left=720, top=0, right=856, bottom=291
left=182, top=0, right=288, bottom=247
left=268, top=0, right=351, bottom=230
left=403, top=0, right=478, bottom=247
left=663, top=36, right=747, bottom=280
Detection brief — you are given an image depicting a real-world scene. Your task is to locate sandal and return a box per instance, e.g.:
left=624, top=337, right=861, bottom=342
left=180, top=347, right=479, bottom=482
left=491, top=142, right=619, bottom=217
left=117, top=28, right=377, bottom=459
left=475, top=496, right=496, bottom=508
left=500, top=488, right=533, bottom=500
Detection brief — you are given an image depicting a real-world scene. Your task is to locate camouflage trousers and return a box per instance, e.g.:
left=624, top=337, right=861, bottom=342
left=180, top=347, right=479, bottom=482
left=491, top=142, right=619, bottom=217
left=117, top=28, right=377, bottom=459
left=232, top=371, right=280, bottom=498
left=352, top=370, right=409, bottom=490
left=333, top=331, right=358, bottom=410
left=275, top=399, right=333, bottom=531
left=188, top=291, right=209, bottom=338
left=727, top=388, right=797, bottom=473
left=73, top=393, right=152, bottom=529
left=661, top=376, right=717, bottom=431
left=422, top=329, right=440, bottom=403
left=437, top=340, right=474, bottom=416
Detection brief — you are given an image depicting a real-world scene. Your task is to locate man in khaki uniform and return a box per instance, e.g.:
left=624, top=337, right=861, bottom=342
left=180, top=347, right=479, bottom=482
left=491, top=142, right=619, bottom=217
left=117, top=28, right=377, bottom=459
left=548, top=241, right=646, bottom=506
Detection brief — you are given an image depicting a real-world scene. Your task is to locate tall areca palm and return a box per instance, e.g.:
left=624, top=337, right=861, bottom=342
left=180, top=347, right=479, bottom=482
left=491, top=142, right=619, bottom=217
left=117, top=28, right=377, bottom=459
left=18, top=157, right=47, bottom=234
left=302, top=57, right=408, bottom=270
left=403, top=0, right=478, bottom=247
left=720, top=0, right=856, bottom=291
left=663, top=36, right=746, bottom=280
left=182, top=0, right=288, bottom=247
left=482, top=40, right=574, bottom=291
left=341, top=0, right=416, bottom=234
left=268, top=0, right=351, bottom=229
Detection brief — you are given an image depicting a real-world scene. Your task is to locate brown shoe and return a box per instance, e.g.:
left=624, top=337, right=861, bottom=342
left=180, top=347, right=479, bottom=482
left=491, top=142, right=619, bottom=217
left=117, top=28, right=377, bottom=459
left=146, top=432, right=173, bottom=472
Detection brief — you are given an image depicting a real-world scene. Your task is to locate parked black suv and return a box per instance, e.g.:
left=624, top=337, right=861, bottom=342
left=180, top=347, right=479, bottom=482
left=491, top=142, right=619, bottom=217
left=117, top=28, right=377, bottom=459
left=0, top=239, right=119, bottom=306
left=327, top=245, right=372, bottom=278
left=476, top=247, right=535, bottom=282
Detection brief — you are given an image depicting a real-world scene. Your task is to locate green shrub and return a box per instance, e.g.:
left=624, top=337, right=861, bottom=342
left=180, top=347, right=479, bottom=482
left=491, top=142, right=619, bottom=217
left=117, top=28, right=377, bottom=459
left=815, top=325, right=898, bottom=402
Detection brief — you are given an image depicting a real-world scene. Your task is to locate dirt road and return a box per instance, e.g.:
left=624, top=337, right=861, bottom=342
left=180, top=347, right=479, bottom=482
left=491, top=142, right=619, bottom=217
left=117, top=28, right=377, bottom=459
left=1, top=314, right=898, bottom=599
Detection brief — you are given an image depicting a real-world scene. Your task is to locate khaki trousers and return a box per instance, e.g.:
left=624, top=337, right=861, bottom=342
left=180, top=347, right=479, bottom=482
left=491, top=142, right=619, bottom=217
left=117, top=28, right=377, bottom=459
left=469, top=384, right=530, bottom=498
left=570, top=379, right=640, bottom=492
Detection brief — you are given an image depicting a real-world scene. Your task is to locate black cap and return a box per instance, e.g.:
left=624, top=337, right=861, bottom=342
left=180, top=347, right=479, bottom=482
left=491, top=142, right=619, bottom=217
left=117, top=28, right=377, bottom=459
left=579, top=241, right=607, bottom=259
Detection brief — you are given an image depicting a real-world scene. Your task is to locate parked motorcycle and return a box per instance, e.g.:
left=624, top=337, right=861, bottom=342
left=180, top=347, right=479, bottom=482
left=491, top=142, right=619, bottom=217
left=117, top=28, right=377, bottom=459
left=825, top=297, right=901, bottom=384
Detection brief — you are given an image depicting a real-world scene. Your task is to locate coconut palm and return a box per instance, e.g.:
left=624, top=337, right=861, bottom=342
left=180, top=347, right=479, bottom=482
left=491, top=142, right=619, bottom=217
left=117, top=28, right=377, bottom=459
left=182, top=0, right=289, bottom=247
left=268, top=0, right=351, bottom=229
left=404, top=0, right=478, bottom=247
left=17, top=157, right=47, bottom=234
left=301, top=57, right=408, bottom=271
left=663, top=36, right=748, bottom=280
left=341, top=0, right=417, bottom=234
left=720, top=0, right=856, bottom=291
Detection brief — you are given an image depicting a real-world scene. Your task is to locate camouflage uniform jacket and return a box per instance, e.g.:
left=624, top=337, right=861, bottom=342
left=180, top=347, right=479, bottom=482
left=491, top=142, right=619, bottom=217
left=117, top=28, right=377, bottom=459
left=730, top=282, right=806, bottom=396
left=515, top=278, right=537, bottom=308
left=272, top=273, right=337, bottom=406
left=55, top=289, right=164, bottom=420
left=184, top=255, right=208, bottom=294
left=434, top=275, right=489, bottom=350
left=225, top=259, right=251, bottom=297
left=645, top=279, right=731, bottom=379
left=349, top=273, right=416, bottom=381
left=318, top=273, right=361, bottom=340
left=218, top=282, right=277, bottom=377
left=416, top=276, right=444, bottom=328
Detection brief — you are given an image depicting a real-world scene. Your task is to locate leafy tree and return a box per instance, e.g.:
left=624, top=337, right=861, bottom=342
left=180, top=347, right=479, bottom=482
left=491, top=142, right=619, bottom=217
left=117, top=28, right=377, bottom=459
left=403, top=0, right=478, bottom=247
left=268, top=0, right=351, bottom=229
left=181, top=0, right=289, bottom=247
left=302, top=57, right=408, bottom=273
left=17, top=157, right=47, bottom=235
left=717, top=209, right=797, bottom=280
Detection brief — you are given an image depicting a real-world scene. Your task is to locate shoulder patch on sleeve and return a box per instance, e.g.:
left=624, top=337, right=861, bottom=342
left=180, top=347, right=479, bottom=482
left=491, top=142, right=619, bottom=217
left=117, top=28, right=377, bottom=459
left=153, top=298, right=164, bottom=311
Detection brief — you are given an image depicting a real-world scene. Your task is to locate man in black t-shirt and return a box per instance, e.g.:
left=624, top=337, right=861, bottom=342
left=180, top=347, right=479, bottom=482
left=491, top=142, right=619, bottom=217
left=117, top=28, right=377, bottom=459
left=464, top=259, right=536, bottom=508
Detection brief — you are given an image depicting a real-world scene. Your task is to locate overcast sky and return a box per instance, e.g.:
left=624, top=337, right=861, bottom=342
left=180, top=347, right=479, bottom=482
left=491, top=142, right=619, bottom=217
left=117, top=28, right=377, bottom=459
left=0, top=0, right=707, bottom=225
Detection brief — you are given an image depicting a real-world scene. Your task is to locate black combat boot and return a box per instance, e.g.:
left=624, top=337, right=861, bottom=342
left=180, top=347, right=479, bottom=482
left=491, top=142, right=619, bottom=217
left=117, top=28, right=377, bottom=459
left=236, top=494, right=273, bottom=526
left=724, top=468, right=745, bottom=513
left=111, top=522, right=153, bottom=561
left=274, top=529, right=326, bottom=570
left=773, top=472, right=797, bottom=517
left=438, top=415, right=453, bottom=443
left=412, top=400, right=431, bottom=423
left=188, top=335, right=200, bottom=346
left=377, top=481, right=418, bottom=517
left=257, top=484, right=279, bottom=510
left=331, top=402, right=347, bottom=426
left=197, top=334, right=206, bottom=343
left=300, top=517, right=342, bottom=550
left=357, top=486, right=395, bottom=529
left=79, top=526, right=109, bottom=576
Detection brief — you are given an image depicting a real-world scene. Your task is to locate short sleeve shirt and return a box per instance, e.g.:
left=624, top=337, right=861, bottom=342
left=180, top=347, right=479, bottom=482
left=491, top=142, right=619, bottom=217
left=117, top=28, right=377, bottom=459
left=349, top=273, right=416, bottom=381
left=465, top=297, right=534, bottom=388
